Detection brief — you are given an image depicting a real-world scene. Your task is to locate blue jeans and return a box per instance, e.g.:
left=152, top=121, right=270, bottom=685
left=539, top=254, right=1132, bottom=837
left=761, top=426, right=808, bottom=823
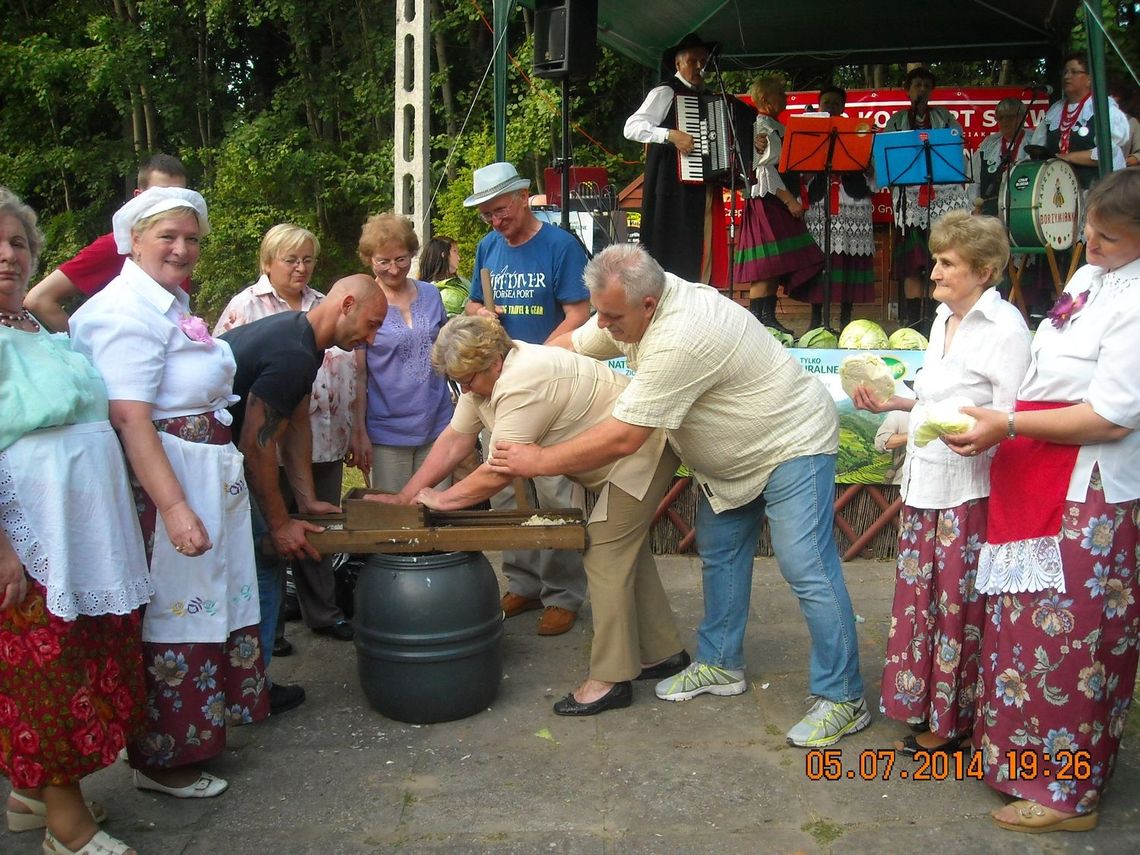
left=250, top=495, right=284, bottom=669
left=694, top=453, right=864, bottom=702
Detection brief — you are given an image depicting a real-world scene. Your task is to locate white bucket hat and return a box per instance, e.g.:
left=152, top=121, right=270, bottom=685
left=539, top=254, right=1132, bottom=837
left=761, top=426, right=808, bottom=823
left=112, top=187, right=210, bottom=253
left=463, top=162, right=531, bottom=207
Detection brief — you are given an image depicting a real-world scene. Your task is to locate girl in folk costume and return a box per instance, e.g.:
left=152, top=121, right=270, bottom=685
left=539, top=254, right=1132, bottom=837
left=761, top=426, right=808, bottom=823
left=734, top=76, right=823, bottom=336
left=797, top=84, right=877, bottom=330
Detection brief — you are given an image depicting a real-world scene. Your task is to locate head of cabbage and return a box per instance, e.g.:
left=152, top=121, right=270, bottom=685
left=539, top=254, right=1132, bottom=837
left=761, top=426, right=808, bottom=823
left=797, top=327, right=839, bottom=349
left=887, top=328, right=929, bottom=350
left=766, top=326, right=795, bottom=348
left=912, top=397, right=978, bottom=447
left=838, top=319, right=889, bottom=349
left=839, top=354, right=896, bottom=403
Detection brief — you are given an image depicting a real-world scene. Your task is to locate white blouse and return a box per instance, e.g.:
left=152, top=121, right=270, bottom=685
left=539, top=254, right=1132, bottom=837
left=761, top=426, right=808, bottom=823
left=70, top=259, right=238, bottom=419
left=1018, top=257, right=1140, bottom=503
left=901, top=288, right=1032, bottom=509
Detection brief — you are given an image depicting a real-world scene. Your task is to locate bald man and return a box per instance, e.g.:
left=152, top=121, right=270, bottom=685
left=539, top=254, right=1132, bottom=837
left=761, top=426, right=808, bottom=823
left=220, top=274, right=387, bottom=712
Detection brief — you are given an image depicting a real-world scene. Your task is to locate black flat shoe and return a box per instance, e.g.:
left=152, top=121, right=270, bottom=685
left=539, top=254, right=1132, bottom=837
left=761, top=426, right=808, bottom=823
left=313, top=620, right=354, bottom=641
left=895, top=733, right=966, bottom=758
left=553, top=681, right=633, bottom=716
left=272, top=637, right=294, bottom=657
left=636, top=650, right=691, bottom=681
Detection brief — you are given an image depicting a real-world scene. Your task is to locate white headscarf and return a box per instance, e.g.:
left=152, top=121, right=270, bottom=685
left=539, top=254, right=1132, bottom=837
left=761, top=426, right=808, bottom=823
left=111, top=187, right=210, bottom=253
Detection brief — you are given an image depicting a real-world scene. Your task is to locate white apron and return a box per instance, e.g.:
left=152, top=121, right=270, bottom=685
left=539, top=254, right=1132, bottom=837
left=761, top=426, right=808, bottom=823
left=0, top=421, right=152, bottom=621
left=143, top=432, right=260, bottom=644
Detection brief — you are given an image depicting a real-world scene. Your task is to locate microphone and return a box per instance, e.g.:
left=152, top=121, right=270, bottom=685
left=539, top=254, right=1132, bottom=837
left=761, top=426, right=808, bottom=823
left=1027, top=83, right=1054, bottom=96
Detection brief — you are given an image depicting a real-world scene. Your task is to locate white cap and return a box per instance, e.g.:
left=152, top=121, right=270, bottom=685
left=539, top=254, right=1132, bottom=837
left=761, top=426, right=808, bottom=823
left=112, top=187, right=210, bottom=253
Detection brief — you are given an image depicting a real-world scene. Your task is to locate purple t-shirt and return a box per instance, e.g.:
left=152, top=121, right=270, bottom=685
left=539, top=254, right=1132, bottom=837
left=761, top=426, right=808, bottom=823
left=363, top=280, right=454, bottom=446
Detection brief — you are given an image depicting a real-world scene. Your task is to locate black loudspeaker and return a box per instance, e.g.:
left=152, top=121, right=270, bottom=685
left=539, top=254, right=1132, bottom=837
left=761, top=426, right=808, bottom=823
left=533, top=0, right=598, bottom=81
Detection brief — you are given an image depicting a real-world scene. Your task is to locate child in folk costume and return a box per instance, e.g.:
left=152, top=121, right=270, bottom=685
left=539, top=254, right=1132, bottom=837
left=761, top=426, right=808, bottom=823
left=734, top=76, right=823, bottom=337
left=797, top=84, right=877, bottom=331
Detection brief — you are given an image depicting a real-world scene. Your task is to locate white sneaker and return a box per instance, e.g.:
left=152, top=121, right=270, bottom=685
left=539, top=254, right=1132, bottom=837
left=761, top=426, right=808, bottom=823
left=786, top=696, right=871, bottom=747
left=655, top=661, right=747, bottom=701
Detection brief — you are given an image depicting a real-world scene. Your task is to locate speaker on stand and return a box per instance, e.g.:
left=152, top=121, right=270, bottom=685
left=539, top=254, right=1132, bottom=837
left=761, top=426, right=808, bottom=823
left=532, top=0, right=599, bottom=237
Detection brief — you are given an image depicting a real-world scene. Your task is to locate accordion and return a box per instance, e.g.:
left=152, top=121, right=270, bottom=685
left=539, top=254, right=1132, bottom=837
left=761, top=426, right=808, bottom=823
left=675, top=94, right=731, bottom=185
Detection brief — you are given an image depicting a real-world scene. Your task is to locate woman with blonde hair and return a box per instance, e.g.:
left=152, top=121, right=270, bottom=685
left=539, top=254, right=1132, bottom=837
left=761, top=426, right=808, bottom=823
left=214, top=224, right=357, bottom=644
left=734, top=75, right=823, bottom=335
left=351, top=213, right=453, bottom=492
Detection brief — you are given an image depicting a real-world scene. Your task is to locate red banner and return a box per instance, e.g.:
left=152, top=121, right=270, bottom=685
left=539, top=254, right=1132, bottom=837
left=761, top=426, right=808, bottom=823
left=782, top=87, right=1050, bottom=223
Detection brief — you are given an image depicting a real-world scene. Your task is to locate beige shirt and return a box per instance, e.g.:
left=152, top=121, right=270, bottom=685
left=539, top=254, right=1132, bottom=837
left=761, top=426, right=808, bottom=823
left=572, top=273, right=838, bottom=512
left=451, top=342, right=667, bottom=520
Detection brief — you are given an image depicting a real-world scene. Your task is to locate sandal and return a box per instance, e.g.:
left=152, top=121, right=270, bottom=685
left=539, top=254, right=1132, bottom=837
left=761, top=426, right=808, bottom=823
left=7, top=792, right=107, bottom=833
left=894, top=733, right=965, bottom=758
left=43, top=829, right=136, bottom=855
left=991, top=799, right=1099, bottom=834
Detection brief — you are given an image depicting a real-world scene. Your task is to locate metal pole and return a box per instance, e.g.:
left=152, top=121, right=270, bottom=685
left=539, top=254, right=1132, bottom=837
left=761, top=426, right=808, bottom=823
left=492, top=0, right=515, bottom=162
left=1086, top=1, right=1114, bottom=178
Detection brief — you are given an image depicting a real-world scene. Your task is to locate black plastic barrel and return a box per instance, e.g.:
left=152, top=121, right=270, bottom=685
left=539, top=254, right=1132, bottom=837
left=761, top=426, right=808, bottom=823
left=354, top=551, right=504, bottom=723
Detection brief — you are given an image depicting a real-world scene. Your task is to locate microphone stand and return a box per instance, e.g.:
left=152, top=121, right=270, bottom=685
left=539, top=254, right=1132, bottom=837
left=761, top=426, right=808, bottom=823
left=705, top=51, right=750, bottom=296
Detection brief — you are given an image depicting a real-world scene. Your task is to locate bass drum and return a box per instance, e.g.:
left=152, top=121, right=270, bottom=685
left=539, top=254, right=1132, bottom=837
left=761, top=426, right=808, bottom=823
left=998, top=159, right=1082, bottom=250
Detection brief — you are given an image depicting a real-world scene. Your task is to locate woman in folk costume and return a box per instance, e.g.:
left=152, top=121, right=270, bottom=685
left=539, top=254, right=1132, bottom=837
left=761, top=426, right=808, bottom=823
left=734, top=76, right=823, bottom=337
left=797, top=84, right=877, bottom=331
left=944, top=168, right=1140, bottom=833
left=882, top=67, right=972, bottom=332
left=71, top=187, right=269, bottom=802
left=2, top=187, right=151, bottom=855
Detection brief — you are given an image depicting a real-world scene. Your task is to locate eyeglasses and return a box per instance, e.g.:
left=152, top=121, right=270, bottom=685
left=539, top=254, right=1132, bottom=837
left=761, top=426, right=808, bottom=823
left=373, top=255, right=410, bottom=270
left=279, top=256, right=315, bottom=267
left=1062, top=67, right=1088, bottom=76
left=452, top=370, right=479, bottom=388
left=478, top=202, right=515, bottom=224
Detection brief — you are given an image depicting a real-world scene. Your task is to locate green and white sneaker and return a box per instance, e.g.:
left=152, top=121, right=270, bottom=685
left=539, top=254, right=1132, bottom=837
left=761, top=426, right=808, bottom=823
left=654, top=661, right=747, bottom=702
left=786, top=696, right=872, bottom=747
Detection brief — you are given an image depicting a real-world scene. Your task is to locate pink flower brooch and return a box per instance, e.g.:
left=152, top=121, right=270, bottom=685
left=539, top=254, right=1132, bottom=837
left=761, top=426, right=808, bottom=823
left=1047, top=289, right=1090, bottom=330
left=179, top=314, right=214, bottom=345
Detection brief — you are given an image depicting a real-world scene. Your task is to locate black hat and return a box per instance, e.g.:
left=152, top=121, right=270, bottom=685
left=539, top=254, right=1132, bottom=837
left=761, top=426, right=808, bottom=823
left=661, top=33, right=720, bottom=75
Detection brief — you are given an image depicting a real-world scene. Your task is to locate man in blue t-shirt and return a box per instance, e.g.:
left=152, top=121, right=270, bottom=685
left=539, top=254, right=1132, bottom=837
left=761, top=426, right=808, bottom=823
left=463, top=161, right=590, bottom=636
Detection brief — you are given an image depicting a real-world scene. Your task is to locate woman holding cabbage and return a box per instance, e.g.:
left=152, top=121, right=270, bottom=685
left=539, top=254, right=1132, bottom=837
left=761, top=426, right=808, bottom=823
left=941, top=169, right=1140, bottom=834
left=852, top=211, right=1030, bottom=757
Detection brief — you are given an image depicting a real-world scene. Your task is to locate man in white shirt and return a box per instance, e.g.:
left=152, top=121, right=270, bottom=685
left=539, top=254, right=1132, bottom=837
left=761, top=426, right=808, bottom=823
left=624, top=33, right=752, bottom=284
left=488, top=244, right=869, bottom=749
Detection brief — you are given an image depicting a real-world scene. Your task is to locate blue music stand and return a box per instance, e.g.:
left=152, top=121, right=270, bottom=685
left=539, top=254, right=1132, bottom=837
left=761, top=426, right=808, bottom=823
left=873, top=128, right=967, bottom=186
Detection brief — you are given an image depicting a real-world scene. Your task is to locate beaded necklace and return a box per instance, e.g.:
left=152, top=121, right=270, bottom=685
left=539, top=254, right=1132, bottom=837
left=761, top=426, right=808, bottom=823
left=0, top=307, right=41, bottom=331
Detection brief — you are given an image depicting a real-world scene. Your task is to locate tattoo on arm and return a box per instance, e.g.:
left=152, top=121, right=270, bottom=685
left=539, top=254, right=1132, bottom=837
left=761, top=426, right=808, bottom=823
left=251, top=395, right=289, bottom=449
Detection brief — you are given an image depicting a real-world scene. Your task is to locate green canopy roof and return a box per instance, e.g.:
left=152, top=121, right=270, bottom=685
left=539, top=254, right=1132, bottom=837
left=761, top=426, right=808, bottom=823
left=520, top=0, right=1080, bottom=70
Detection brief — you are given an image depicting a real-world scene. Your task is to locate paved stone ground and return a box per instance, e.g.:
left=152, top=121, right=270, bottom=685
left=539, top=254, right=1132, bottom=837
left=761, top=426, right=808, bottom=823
left=4, top=555, right=1138, bottom=854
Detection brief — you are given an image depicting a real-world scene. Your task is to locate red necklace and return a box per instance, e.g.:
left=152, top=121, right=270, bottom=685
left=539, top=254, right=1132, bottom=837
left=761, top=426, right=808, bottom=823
left=1058, top=94, right=1089, bottom=154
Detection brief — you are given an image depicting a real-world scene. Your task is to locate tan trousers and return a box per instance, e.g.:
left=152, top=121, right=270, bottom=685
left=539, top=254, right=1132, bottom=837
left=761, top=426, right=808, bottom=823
left=585, top=447, right=684, bottom=682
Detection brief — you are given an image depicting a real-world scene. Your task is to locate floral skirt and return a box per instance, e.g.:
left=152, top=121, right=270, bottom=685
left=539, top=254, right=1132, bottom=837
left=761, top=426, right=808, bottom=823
left=126, top=629, right=269, bottom=770
left=973, top=475, right=1139, bottom=813
left=1, top=580, right=145, bottom=788
left=126, top=412, right=269, bottom=771
left=880, top=499, right=988, bottom=738
left=734, top=195, right=823, bottom=288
